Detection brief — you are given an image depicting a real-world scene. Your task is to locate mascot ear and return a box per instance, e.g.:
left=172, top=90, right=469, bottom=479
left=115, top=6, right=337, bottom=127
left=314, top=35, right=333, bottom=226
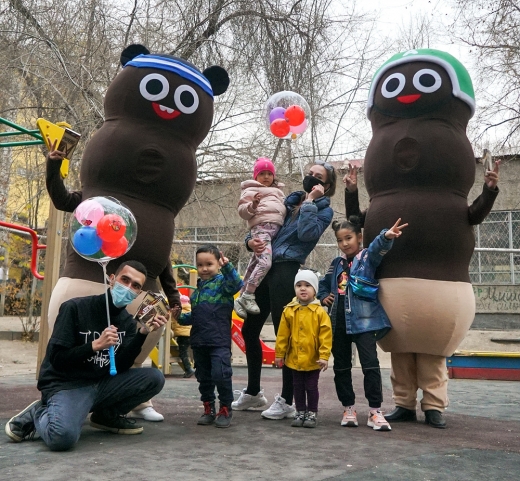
left=203, top=66, right=230, bottom=96
left=120, top=44, right=151, bottom=66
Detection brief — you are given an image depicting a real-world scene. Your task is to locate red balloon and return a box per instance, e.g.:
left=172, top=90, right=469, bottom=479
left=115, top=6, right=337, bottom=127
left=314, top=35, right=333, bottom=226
left=96, top=214, right=126, bottom=242
left=270, top=118, right=290, bottom=138
left=101, top=236, right=128, bottom=258
left=284, top=105, right=305, bottom=126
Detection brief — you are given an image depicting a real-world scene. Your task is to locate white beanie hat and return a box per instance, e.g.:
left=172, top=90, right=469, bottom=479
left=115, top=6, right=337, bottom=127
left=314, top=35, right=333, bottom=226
left=294, top=269, right=319, bottom=295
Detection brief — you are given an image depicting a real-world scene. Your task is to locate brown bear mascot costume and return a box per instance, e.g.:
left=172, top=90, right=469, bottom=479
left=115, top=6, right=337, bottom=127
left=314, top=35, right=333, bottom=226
left=345, top=49, right=500, bottom=428
left=45, top=44, right=229, bottom=419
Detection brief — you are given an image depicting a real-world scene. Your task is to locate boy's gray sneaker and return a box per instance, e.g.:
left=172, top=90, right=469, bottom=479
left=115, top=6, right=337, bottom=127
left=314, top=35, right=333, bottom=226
left=232, top=388, right=268, bottom=410
left=215, top=406, right=232, bottom=428
left=197, top=401, right=216, bottom=425
left=5, top=400, right=41, bottom=442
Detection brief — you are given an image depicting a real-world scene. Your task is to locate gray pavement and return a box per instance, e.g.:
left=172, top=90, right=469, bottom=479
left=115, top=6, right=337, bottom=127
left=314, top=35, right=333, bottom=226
left=1, top=366, right=519, bottom=481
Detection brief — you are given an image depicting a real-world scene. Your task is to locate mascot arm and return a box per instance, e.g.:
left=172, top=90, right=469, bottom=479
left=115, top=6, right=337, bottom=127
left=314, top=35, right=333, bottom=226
left=46, top=157, right=82, bottom=212
left=468, top=183, right=500, bottom=226
left=344, top=189, right=365, bottom=227
left=159, top=263, right=181, bottom=308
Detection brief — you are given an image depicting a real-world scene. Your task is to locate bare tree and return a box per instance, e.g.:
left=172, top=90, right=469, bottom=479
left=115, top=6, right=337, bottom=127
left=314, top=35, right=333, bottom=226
left=449, top=0, right=520, bottom=152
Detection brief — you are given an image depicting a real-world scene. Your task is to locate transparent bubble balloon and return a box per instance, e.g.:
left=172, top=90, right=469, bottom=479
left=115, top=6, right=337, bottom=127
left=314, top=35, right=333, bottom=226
left=70, top=196, right=137, bottom=263
left=264, top=91, right=311, bottom=140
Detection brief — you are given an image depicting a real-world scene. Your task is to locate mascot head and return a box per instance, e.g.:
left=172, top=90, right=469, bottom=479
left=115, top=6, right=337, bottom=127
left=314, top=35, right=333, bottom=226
left=104, top=44, right=229, bottom=146
left=80, top=44, right=229, bottom=214
left=367, top=49, right=475, bottom=121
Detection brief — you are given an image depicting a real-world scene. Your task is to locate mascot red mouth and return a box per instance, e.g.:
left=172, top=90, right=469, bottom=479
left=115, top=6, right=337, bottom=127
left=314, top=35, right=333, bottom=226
left=152, top=102, right=182, bottom=120
left=397, top=94, right=421, bottom=104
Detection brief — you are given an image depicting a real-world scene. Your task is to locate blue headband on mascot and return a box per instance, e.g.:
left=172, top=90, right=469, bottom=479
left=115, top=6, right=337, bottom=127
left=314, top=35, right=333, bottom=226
left=125, top=54, right=214, bottom=99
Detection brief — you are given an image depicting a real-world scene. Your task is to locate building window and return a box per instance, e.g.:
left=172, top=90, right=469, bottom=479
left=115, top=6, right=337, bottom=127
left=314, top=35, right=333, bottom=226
left=471, top=211, right=520, bottom=284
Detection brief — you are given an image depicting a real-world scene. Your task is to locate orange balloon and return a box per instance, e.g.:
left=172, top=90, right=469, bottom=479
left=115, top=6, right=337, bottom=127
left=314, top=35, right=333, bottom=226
left=96, top=214, right=126, bottom=242
left=270, top=118, right=290, bottom=138
left=284, top=105, right=305, bottom=126
left=101, top=236, right=128, bottom=258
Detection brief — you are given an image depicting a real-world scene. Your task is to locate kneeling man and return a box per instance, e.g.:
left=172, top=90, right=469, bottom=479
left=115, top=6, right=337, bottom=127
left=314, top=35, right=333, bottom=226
left=5, top=260, right=167, bottom=451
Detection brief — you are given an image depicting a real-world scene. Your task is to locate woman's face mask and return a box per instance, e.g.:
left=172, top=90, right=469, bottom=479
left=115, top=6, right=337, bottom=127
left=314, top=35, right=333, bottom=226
left=111, top=281, right=138, bottom=308
left=303, top=175, right=325, bottom=194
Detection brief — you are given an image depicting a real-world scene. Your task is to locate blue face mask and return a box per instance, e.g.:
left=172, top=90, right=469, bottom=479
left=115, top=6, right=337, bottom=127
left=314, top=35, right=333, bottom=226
left=111, top=282, right=138, bottom=308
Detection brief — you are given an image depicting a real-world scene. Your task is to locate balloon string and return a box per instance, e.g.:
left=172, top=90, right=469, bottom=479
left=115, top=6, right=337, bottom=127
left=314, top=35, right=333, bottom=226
left=292, top=140, right=305, bottom=180
left=101, top=261, right=111, bottom=329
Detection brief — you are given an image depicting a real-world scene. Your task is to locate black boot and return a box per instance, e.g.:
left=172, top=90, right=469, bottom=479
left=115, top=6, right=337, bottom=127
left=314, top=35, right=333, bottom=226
left=214, top=405, right=233, bottom=428
left=424, top=410, right=446, bottom=429
left=197, top=401, right=216, bottom=425
left=384, top=406, right=417, bottom=422
left=182, top=359, right=195, bottom=378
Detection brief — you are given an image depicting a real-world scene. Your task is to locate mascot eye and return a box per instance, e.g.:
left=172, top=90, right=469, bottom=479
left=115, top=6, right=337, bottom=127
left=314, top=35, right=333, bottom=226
left=381, top=73, right=406, bottom=98
left=139, top=74, right=169, bottom=101
left=174, top=85, right=199, bottom=114
left=413, top=69, right=442, bottom=93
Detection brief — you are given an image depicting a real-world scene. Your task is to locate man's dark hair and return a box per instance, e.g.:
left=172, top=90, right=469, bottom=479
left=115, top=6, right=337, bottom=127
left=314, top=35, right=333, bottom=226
left=115, top=260, right=147, bottom=278
left=196, top=244, right=221, bottom=260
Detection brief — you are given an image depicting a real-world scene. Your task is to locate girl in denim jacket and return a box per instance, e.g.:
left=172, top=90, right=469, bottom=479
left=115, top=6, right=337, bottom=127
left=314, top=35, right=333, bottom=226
left=318, top=216, right=407, bottom=431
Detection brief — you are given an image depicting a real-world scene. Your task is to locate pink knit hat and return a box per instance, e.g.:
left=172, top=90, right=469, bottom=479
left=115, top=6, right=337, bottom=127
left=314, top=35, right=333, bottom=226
left=253, top=157, right=275, bottom=180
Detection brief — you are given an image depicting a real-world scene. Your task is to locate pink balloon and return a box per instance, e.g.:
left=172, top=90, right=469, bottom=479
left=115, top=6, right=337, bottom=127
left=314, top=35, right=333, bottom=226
left=289, top=119, right=308, bottom=135
left=74, top=199, right=104, bottom=227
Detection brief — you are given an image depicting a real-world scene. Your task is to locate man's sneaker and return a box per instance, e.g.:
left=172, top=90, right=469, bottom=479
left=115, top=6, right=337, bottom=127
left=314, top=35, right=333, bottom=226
left=341, top=406, right=358, bottom=427
left=232, top=388, right=268, bottom=410
left=261, top=394, right=295, bottom=420
left=235, top=293, right=260, bottom=315
left=90, top=412, right=143, bottom=434
left=215, top=406, right=233, bottom=428
left=367, top=410, right=392, bottom=431
left=197, top=401, right=216, bottom=425
left=303, top=411, right=318, bottom=428
left=127, top=406, right=164, bottom=422
left=5, top=400, right=41, bottom=442
left=233, top=298, right=247, bottom=319
left=291, top=411, right=306, bottom=427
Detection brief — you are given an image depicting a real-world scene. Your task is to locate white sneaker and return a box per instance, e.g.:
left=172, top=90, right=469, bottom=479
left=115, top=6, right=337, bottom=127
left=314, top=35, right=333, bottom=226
left=261, top=394, right=296, bottom=420
left=236, top=293, right=260, bottom=315
left=231, top=388, right=268, bottom=410
left=127, top=406, right=164, bottom=422
left=233, top=298, right=247, bottom=319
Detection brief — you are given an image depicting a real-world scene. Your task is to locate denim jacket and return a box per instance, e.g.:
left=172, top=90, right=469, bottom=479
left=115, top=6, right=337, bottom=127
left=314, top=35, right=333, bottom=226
left=245, top=191, right=333, bottom=265
left=318, top=230, right=392, bottom=338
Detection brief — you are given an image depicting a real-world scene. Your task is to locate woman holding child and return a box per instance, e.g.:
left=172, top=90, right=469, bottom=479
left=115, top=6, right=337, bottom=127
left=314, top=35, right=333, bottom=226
left=232, top=160, right=336, bottom=419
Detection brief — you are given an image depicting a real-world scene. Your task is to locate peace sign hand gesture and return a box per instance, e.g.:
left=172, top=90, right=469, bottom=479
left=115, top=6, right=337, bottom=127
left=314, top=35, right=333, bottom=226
left=342, top=163, right=358, bottom=192
left=384, top=218, right=408, bottom=240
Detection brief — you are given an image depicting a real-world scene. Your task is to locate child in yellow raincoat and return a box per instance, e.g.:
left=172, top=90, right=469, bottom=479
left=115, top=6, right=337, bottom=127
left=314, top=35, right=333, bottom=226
left=275, top=270, right=332, bottom=428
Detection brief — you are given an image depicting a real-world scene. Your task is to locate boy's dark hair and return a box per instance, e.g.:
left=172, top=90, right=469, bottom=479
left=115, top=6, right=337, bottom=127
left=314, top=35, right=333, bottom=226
left=331, top=215, right=362, bottom=235
left=196, top=244, right=221, bottom=260
left=115, top=260, right=147, bottom=278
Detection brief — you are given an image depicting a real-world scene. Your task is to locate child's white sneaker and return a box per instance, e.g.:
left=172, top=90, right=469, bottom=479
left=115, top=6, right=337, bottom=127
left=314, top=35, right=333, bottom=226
left=235, top=292, right=260, bottom=315
left=231, top=388, right=268, bottom=410
left=341, top=406, right=358, bottom=427
left=261, top=394, right=295, bottom=419
left=127, top=406, right=164, bottom=422
left=367, top=410, right=391, bottom=431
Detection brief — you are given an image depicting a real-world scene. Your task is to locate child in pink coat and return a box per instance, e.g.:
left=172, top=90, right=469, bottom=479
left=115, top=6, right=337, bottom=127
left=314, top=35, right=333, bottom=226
left=235, top=158, right=286, bottom=316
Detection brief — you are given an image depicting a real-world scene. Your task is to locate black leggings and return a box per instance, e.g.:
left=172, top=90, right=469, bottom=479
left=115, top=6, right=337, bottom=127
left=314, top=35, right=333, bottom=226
left=241, top=261, right=300, bottom=404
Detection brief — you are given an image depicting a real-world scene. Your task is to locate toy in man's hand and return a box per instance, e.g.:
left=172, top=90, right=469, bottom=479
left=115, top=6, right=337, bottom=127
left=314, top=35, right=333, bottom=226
left=134, top=291, right=170, bottom=332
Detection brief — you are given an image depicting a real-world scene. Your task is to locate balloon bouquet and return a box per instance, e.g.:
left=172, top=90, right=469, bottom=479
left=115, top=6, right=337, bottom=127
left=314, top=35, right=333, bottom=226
left=70, top=196, right=138, bottom=375
left=264, top=91, right=310, bottom=176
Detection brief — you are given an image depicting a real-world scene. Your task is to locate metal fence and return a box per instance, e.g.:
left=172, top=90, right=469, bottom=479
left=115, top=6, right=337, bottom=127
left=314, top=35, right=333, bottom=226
left=174, top=210, right=520, bottom=285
